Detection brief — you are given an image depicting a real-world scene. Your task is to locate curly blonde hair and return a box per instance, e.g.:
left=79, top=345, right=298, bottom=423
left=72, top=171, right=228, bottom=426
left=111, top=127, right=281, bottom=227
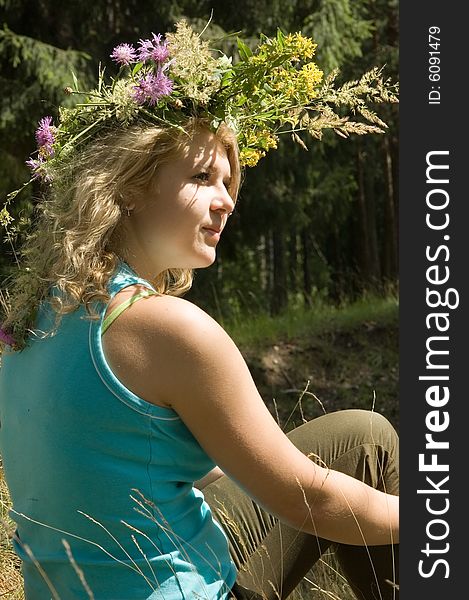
left=0, top=116, right=242, bottom=354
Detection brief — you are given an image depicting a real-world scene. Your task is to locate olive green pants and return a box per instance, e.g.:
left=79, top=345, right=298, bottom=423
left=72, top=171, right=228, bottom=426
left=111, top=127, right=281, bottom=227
left=203, top=409, right=399, bottom=600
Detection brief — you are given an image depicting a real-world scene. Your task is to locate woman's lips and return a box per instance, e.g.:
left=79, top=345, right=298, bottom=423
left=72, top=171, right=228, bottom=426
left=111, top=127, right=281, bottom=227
left=203, top=227, right=221, bottom=241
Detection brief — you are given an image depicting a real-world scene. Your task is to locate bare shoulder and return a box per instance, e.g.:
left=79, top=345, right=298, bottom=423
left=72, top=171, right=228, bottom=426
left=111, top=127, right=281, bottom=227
left=143, top=291, right=219, bottom=326
left=133, top=292, right=244, bottom=401
left=102, top=288, right=236, bottom=409
left=104, top=287, right=328, bottom=526
left=104, top=284, right=218, bottom=337
left=116, top=288, right=229, bottom=349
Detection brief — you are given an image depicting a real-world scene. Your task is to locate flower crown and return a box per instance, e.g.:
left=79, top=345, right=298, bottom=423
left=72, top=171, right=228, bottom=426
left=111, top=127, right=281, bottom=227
left=0, top=18, right=398, bottom=249
left=18, top=19, right=397, bottom=184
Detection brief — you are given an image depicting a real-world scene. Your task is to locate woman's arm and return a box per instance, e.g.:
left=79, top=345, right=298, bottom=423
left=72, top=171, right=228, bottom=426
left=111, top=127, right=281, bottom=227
left=194, top=466, right=225, bottom=490
left=130, top=295, right=398, bottom=547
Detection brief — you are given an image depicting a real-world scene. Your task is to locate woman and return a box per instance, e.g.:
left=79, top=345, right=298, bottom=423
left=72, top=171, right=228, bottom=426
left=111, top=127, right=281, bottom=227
left=0, top=23, right=399, bottom=600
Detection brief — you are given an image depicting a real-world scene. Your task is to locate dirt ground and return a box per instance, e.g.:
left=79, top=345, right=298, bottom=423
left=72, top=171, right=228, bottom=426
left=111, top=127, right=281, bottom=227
left=242, top=318, right=399, bottom=433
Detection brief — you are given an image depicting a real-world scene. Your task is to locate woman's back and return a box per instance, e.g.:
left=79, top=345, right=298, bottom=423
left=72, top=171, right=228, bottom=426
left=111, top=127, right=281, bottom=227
left=0, top=259, right=237, bottom=600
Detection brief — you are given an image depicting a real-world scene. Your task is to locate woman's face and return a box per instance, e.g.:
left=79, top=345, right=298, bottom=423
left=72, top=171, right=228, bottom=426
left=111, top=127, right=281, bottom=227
left=123, top=128, right=235, bottom=278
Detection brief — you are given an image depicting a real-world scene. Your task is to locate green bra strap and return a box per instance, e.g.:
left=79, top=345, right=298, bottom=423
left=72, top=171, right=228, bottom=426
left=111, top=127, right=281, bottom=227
left=102, top=289, right=157, bottom=335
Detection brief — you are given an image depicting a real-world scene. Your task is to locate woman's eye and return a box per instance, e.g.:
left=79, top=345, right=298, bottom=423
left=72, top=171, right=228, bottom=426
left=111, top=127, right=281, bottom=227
left=194, top=172, right=210, bottom=182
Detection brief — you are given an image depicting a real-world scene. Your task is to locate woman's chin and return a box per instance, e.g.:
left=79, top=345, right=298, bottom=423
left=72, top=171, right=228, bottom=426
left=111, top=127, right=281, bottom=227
left=193, top=249, right=217, bottom=269
left=197, top=251, right=217, bottom=268
left=172, top=251, right=216, bottom=270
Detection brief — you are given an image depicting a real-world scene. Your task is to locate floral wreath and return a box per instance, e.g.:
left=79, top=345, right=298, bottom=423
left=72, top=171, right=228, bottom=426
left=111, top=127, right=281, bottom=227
left=5, top=19, right=398, bottom=194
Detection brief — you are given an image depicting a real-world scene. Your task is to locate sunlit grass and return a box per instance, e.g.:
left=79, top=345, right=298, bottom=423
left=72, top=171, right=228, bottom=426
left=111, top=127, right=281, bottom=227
left=1, top=463, right=24, bottom=599
left=224, top=294, right=398, bottom=349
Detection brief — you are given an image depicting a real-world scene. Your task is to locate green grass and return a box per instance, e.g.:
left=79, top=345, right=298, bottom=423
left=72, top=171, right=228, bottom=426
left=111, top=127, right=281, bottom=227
left=224, top=294, right=399, bottom=350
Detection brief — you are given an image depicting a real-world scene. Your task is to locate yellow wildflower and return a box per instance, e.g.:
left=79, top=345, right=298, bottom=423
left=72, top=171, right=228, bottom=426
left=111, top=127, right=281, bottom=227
left=243, top=128, right=277, bottom=150
left=284, top=33, right=317, bottom=61
left=258, top=130, right=278, bottom=150
left=270, top=67, right=296, bottom=98
left=239, top=147, right=265, bottom=167
left=0, top=206, right=14, bottom=228
left=249, top=53, right=268, bottom=66
left=297, top=63, right=324, bottom=99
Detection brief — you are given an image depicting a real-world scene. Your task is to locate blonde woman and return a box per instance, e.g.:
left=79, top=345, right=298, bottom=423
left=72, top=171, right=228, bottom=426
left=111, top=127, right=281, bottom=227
left=0, top=24, right=399, bottom=600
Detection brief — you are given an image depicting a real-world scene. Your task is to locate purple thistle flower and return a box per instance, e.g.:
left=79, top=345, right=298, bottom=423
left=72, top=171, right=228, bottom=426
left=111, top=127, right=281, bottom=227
left=25, top=155, right=53, bottom=182
left=137, top=33, right=170, bottom=63
left=150, top=41, right=169, bottom=63
left=153, top=68, right=173, bottom=97
left=35, top=116, right=55, bottom=149
left=137, top=37, right=157, bottom=62
left=137, top=33, right=161, bottom=61
left=132, top=74, right=154, bottom=105
left=110, top=43, right=138, bottom=66
left=26, top=156, right=44, bottom=178
left=26, top=157, right=42, bottom=169
left=132, top=69, right=174, bottom=106
left=38, top=143, right=54, bottom=159
left=0, top=327, right=16, bottom=347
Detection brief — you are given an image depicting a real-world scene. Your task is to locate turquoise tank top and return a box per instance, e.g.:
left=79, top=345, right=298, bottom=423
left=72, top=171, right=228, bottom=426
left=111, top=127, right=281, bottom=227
left=0, top=259, right=237, bottom=599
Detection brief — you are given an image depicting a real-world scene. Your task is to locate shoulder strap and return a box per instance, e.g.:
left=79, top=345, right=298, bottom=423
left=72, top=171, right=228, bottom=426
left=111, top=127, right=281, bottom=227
left=102, top=289, right=157, bottom=335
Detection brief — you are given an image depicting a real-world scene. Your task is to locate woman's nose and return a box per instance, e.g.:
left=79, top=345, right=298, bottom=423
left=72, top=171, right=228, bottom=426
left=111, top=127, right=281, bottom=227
left=211, top=186, right=235, bottom=215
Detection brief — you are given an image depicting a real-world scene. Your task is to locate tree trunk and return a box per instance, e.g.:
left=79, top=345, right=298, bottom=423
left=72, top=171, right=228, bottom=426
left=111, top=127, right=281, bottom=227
left=356, top=139, right=381, bottom=288
left=366, top=173, right=381, bottom=286
left=258, top=234, right=268, bottom=294
left=266, top=229, right=274, bottom=300
left=288, top=228, right=298, bottom=296
left=355, top=140, right=371, bottom=283
left=270, top=228, right=288, bottom=315
left=301, top=229, right=313, bottom=306
left=382, top=133, right=398, bottom=279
